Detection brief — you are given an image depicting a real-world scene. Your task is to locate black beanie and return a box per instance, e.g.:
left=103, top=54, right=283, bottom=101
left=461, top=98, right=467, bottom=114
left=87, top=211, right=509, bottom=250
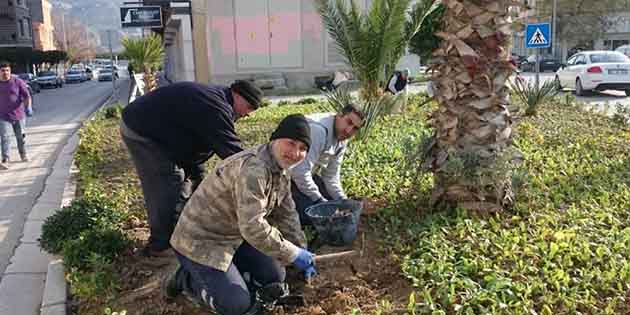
left=231, top=80, right=263, bottom=109
left=270, top=114, right=311, bottom=150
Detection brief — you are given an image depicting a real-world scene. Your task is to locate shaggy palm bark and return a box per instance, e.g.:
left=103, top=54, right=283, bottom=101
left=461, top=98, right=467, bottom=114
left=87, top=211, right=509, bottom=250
left=424, top=0, right=522, bottom=211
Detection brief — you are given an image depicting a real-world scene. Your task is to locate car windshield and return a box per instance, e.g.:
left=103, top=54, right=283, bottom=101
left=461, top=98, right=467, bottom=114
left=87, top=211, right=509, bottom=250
left=67, top=71, right=80, bottom=74
left=589, top=53, right=629, bottom=63
left=38, top=72, right=55, bottom=77
left=100, top=70, right=112, bottom=74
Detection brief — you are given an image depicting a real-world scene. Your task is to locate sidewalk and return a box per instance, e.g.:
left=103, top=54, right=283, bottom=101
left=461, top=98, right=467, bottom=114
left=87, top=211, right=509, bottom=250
left=0, top=78, right=130, bottom=315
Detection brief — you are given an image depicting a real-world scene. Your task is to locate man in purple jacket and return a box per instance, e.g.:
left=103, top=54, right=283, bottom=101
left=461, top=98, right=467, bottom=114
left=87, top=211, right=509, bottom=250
left=121, top=80, right=263, bottom=257
left=0, top=61, right=32, bottom=170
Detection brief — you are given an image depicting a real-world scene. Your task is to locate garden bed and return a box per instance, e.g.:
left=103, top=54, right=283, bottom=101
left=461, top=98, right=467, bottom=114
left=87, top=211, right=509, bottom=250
left=49, top=96, right=630, bottom=315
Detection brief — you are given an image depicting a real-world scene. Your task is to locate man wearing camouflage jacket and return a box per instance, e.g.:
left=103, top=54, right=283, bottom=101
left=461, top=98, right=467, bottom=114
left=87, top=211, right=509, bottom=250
left=165, top=114, right=317, bottom=315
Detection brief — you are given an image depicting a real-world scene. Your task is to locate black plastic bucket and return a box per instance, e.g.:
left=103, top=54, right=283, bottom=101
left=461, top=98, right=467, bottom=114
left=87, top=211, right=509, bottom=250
left=305, top=199, right=363, bottom=246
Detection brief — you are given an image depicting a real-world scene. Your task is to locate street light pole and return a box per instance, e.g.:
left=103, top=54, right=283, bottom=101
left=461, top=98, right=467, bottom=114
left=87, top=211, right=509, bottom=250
left=551, top=0, right=557, bottom=58
left=108, top=30, right=116, bottom=95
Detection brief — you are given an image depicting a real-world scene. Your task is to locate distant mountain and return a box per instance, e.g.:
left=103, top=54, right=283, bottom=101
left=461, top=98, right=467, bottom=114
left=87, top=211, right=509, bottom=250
left=50, top=0, right=126, bottom=31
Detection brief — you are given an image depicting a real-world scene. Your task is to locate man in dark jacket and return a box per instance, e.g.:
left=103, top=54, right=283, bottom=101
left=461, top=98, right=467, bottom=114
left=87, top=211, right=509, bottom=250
left=120, top=80, right=263, bottom=256
left=386, top=68, right=409, bottom=95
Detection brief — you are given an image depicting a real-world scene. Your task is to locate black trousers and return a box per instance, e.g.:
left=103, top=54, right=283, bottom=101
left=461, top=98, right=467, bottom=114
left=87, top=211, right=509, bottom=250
left=120, top=122, right=204, bottom=250
left=174, top=242, right=285, bottom=315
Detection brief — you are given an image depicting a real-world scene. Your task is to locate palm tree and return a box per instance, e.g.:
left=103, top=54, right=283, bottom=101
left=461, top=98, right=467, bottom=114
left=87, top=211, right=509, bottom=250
left=315, top=0, right=440, bottom=140
left=121, top=34, right=164, bottom=94
left=315, top=0, right=440, bottom=103
left=422, top=0, right=525, bottom=212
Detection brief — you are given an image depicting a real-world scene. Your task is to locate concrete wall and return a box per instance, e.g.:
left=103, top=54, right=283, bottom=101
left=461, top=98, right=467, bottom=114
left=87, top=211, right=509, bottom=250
left=164, top=9, right=195, bottom=82
left=206, top=0, right=353, bottom=89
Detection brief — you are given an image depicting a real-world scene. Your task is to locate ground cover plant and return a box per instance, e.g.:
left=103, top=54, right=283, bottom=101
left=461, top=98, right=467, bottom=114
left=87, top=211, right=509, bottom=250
left=61, top=95, right=630, bottom=315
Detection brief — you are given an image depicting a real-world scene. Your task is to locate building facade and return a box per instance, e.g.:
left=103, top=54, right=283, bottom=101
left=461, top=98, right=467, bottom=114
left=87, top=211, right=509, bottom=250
left=181, top=0, right=419, bottom=89
left=0, top=0, right=33, bottom=48
left=29, top=0, right=55, bottom=51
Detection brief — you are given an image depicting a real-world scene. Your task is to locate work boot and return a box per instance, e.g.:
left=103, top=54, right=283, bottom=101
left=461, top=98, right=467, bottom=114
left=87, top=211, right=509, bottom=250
left=160, top=263, right=182, bottom=302
left=20, top=153, right=28, bottom=162
left=139, top=244, right=173, bottom=258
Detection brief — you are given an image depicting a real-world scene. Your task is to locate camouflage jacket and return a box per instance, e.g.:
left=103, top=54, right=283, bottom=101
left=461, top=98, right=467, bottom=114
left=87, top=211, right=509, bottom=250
left=170, top=144, right=306, bottom=271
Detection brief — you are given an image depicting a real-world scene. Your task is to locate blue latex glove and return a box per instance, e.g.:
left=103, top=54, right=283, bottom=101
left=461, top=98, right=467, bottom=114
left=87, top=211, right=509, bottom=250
left=293, top=248, right=315, bottom=271
left=304, top=266, right=317, bottom=279
left=25, top=106, right=33, bottom=117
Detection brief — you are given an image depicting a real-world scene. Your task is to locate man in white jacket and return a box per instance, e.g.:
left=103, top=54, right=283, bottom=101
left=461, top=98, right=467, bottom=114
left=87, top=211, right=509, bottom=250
left=289, top=104, right=364, bottom=225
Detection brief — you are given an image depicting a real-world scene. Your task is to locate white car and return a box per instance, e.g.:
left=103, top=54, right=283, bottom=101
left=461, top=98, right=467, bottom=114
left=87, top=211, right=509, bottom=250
left=555, top=51, right=630, bottom=96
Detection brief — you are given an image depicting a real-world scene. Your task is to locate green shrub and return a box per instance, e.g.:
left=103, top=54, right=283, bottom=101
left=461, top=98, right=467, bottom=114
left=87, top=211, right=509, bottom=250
left=277, top=100, right=292, bottom=106
left=67, top=254, right=119, bottom=302
left=295, top=97, right=319, bottom=105
left=103, top=104, right=123, bottom=119
left=40, top=197, right=126, bottom=254
left=260, top=99, right=272, bottom=108
left=62, top=228, right=129, bottom=270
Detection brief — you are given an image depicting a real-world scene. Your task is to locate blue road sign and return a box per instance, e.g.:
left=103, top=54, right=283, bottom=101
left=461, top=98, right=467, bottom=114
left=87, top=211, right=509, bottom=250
left=525, top=23, right=551, bottom=49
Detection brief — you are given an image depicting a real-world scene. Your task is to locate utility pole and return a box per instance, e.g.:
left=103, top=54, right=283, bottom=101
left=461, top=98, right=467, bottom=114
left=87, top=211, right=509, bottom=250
left=551, top=0, right=557, bottom=58
left=60, top=12, right=67, bottom=51
left=108, top=30, right=116, bottom=94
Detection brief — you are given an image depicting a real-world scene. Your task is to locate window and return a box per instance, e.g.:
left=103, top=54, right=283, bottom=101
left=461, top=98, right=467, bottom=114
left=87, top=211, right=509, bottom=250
left=575, top=55, right=587, bottom=65
left=26, top=18, right=31, bottom=37
left=18, top=19, right=25, bottom=37
left=589, top=52, right=629, bottom=64
left=566, top=56, right=577, bottom=66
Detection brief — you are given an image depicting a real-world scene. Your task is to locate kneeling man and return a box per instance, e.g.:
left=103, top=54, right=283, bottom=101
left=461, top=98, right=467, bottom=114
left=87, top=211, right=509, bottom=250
left=164, top=114, right=317, bottom=315
left=290, top=105, right=364, bottom=225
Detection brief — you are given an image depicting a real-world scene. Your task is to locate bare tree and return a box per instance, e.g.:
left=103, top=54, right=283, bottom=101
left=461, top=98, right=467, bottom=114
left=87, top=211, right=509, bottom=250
left=51, top=9, right=96, bottom=65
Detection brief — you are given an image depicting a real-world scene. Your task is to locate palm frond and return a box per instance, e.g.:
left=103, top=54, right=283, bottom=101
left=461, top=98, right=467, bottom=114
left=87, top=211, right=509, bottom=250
left=510, top=76, right=558, bottom=116
left=316, top=0, right=417, bottom=99
left=121, top=34, right=164, bottom=73
left=322, top=87, right=403, bottom=141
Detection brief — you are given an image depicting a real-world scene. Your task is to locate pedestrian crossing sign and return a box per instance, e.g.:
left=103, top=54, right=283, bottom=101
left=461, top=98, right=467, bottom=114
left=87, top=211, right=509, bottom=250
left=526, top=23, right=551, bottom=48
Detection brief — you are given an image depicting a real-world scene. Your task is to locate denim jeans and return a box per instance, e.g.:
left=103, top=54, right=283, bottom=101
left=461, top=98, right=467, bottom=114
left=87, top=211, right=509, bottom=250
left=290, top=176, right=333, bottom=226
left=0, top=118, right=26, bottom=162
left=174, top=242, right=285, bottom=315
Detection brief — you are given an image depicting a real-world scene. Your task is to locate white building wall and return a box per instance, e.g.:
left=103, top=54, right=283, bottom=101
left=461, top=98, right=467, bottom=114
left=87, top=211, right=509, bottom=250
left=206, top=0, right=416, bottom=89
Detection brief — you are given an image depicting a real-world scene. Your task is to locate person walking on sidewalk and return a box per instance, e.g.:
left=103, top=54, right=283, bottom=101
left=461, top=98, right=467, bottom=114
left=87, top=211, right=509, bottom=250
left=120, top=80, right=263, bottom=257
left=0, top=61, right=33, bottom=170
left=163, top=114, right=316, bottom=315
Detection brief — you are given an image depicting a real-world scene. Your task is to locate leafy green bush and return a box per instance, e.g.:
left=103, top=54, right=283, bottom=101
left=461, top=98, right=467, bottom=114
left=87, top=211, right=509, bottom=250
left=67, top=255, right=119, bottom=303
left=62, top=228, right=129, bottom=270
left=103, top=104, right=123, bottom=119
left=40, top=197, right=127, bottom=254
left=295, top=97, right=319, bottom=105
left=277, top=100, right=292, bottom=106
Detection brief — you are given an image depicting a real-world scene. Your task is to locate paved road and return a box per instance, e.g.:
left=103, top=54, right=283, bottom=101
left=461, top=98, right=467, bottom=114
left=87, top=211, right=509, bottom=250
left=0, top=76, right=126, bottom=277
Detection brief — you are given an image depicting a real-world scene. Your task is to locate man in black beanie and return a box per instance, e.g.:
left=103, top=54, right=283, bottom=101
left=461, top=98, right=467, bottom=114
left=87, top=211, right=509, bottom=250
left=121, top=80, right=263, bottom=257
left=164, top=114, right=316, bottom=315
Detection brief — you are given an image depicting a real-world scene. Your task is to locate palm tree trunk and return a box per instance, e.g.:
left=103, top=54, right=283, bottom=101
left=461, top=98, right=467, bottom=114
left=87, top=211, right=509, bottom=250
left=424, top=0, right=522, bottom=212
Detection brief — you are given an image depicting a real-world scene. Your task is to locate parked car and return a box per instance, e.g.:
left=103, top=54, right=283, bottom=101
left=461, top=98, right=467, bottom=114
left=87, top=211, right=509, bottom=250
left=521, top=55, right=563, bottom=72
left=555, top=50, right=630, bottom=96
left=37, top=71, right=64, bottom=88
left=615, top=44, right=630, bottom=58
left=65, top=70, right=87, bottom=83
left=97, top=69, right=114, bottom=81
left=16, top=73, right=41, bottom=93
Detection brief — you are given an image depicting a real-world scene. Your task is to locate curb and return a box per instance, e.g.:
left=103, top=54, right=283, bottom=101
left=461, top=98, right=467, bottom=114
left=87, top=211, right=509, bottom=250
left=36, top=88, right=119, bottom=315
